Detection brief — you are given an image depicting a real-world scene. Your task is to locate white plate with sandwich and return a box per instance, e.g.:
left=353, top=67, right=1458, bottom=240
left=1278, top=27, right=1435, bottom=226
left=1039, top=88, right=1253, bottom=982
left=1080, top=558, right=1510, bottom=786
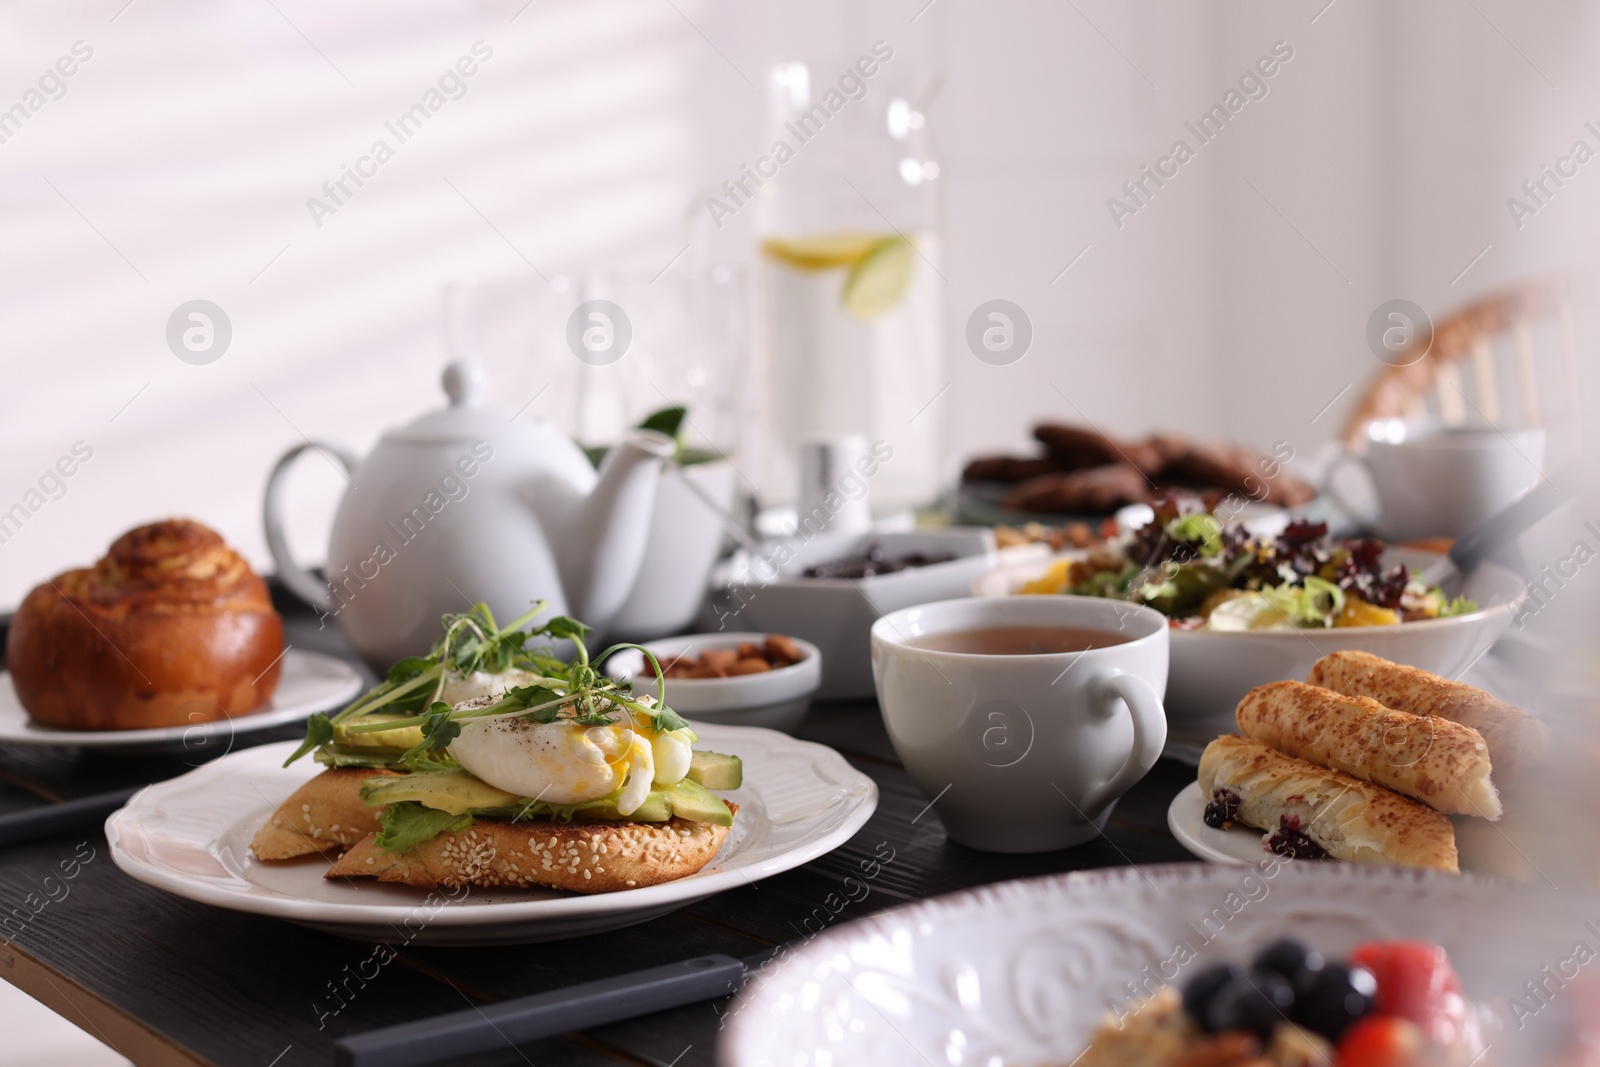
left=106, top=724, right=877, bottom=944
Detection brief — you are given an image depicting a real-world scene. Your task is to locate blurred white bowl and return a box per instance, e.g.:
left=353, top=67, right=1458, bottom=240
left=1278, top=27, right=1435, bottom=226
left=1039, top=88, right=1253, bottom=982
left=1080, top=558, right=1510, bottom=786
left=607, top=632, right=822, bottom=734
left=704, top=529, right=998, bottom=700
left=973, top=547, right=1526, bottom=761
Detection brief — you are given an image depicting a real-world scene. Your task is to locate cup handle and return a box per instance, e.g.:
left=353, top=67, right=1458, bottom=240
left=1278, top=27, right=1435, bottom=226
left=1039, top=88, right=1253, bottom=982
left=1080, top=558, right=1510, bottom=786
left=262, top=442, right=358, bottom=612
left=1080, top=671, right=1168, bottom=813
left=1324, top=451, right=1381, bottom=529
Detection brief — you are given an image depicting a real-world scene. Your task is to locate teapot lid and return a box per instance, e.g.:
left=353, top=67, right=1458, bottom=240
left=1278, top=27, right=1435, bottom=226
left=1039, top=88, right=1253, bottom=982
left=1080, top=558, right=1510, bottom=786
left=384, top=360, right=552, bottom=445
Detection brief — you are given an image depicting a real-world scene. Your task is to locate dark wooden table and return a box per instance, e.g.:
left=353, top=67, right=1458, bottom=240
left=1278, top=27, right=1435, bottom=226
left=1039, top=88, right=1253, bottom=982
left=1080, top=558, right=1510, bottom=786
left=0, top=598, right=1198, bottom=1067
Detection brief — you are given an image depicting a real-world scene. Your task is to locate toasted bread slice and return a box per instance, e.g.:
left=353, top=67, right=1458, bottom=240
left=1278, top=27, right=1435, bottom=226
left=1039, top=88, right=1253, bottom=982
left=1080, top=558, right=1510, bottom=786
left=250, top=768, right=400, bottom=860
left=325, top=806, right=736, bottom=893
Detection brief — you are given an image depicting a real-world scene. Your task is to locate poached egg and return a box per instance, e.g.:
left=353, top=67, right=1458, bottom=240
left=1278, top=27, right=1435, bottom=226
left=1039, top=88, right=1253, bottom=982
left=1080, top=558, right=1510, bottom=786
left=448, top=699, right=695, bottom=816
left=438, top=668, right=544, bottom=705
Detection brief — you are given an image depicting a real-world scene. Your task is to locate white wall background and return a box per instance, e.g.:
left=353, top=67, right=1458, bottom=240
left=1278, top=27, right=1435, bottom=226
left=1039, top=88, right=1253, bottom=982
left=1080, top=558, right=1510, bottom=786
left=1, top=0, right=1596, bottom=609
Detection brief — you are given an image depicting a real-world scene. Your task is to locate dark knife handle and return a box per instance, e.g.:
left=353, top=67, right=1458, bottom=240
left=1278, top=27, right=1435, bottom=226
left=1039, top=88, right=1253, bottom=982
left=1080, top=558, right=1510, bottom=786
left=0, top=785, right=143, bottom=848
left=334, top=954, right=746, bottom=1067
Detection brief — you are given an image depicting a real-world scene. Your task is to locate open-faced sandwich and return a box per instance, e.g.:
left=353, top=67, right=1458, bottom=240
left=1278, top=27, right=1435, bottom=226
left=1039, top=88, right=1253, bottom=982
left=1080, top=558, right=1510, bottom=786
left=1199, top=651, right=1549, bottom=875
left=250, top=602, right=742, bottom=894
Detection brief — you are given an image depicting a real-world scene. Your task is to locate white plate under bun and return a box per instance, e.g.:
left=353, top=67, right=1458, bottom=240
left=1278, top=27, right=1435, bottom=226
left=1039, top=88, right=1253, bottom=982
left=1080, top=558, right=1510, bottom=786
left=974, top=547, right=1525, bottom=762
left=608, top=633, right=822, bottom=734
left=0, top=649, right=363, bottom=755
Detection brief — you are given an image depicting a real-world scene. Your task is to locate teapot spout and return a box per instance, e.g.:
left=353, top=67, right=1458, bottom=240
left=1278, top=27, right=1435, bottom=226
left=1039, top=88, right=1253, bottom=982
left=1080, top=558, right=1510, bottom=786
left=558, top=430, right=678, bottom=631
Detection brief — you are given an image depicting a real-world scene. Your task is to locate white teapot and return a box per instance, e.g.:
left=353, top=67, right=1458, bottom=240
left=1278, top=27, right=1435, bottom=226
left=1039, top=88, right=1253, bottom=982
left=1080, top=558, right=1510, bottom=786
left=263, top=360, right=675, bottom=665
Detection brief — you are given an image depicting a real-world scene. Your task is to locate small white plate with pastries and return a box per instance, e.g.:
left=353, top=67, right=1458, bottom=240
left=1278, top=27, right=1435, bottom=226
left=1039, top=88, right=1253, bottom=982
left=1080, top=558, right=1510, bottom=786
left=1166, top=649, right=1548, bottom=878
left=106, top=724, right=878, bottom=944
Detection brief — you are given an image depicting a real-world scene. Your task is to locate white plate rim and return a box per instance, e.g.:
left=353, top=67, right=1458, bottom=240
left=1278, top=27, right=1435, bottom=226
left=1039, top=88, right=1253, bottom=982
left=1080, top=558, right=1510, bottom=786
left=0, top=648, right=364, bottom=748
left=105, top=728, right=878, bottom=928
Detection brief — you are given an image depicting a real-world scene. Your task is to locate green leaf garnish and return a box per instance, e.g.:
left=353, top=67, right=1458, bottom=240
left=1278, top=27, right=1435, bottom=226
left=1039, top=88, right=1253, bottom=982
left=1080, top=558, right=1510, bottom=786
left=420, top=703, right=462, bottom=750
left=636, top=405, right=687, bottom=438
left=283, top=713, right=334, bottom=767
left=536, top=615, right=593, bottom=641
left=651, top=704, right=692, bottom=733
left=373, top=802, right=473, bottom=853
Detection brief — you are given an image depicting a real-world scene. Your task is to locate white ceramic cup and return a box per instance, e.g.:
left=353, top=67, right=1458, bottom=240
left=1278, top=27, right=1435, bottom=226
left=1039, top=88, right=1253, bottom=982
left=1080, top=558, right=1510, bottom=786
left=870, top=595, right=1169, bottom=853
left=1327, top=420, right=1546, bottom=540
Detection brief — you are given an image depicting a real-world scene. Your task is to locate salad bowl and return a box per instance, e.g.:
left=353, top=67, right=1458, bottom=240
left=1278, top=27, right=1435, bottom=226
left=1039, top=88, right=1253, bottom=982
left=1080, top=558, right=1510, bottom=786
left=974, top=547, right=1525, bottom=762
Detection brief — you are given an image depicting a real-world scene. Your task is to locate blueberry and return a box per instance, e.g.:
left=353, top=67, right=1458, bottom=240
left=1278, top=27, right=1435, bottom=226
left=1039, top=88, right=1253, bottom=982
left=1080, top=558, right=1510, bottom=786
left=1291, top=963, right=1377, bottom=1040
left=1181, top=963, right=1242, bottom=1026
left=1253, top=938, right=1325, bottom=984
left=1203, top=971, right=1295, bottom=1038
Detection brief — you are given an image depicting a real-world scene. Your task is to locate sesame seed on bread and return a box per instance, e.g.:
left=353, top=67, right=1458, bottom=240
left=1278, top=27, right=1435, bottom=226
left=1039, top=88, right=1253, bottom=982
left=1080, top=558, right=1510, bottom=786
left=249, top=768, right=400, bottom=860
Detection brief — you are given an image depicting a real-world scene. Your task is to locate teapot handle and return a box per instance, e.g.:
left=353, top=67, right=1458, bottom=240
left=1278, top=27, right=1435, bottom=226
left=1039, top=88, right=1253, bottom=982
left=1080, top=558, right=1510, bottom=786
left=262, top=441, right=359, bottom=612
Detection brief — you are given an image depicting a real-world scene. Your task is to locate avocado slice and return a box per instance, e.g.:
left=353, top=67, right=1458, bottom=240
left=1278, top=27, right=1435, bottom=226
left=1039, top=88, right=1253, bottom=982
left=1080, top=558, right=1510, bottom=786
left=686, top=751, right=742, bottom=791
left=361, top=770, right=521, bottom=814
left=572, top=790, right=673, bottom=823
left=662, top=779, right=734, bottom=827
left=474, top=790, right=674, bottom=824
left=364, top=770, right=677, bottom=824
left=334, top=713, right=427, bottom=751
left=314, top=743, right=408, bottom=770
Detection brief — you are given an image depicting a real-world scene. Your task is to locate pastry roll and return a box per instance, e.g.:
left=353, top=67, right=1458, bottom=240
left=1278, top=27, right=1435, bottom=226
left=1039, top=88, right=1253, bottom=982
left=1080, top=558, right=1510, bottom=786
left=1199, top=736, right=1459, bottom=873
left=1307, top=650, right=1548, bottom=785
left=1236, top=681, right=1501, bottom=819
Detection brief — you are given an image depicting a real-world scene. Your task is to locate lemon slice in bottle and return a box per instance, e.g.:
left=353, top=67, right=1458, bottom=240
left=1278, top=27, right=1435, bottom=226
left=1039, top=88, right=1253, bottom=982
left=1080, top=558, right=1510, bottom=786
left=840, top=235, right=915, bottom=319
left=761, top=234, right=881, bottom=271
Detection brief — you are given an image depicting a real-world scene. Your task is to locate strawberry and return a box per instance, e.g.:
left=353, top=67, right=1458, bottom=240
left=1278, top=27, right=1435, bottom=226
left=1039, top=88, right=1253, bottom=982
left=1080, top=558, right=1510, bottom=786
left=1348, top=941, right=1465, bottom=1045
left=1337, top=1016, right=1426, bottom=1067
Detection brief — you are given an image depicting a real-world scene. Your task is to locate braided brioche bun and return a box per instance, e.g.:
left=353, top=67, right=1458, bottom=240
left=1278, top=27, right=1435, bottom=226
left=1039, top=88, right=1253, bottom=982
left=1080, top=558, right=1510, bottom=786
left=6, top=519, right=285, bottom=730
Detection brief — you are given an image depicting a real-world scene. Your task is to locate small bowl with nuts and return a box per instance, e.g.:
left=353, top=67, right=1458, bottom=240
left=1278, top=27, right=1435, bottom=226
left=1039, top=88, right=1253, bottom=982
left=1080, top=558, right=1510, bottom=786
left=606, top=632, right=822, bottom=734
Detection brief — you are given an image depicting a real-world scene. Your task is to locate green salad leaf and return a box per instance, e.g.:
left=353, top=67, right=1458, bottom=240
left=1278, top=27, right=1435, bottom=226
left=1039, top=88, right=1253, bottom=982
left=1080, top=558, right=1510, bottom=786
left=1259, top=575, right=1346, bottom=628
left=1166, top=512, right=1224, bottom=558
left=373, top=802, right=474, bottom=854
left=1136, top=560, right=1232, bottom=618
left=1070, top=561, right=1139, bottom=599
